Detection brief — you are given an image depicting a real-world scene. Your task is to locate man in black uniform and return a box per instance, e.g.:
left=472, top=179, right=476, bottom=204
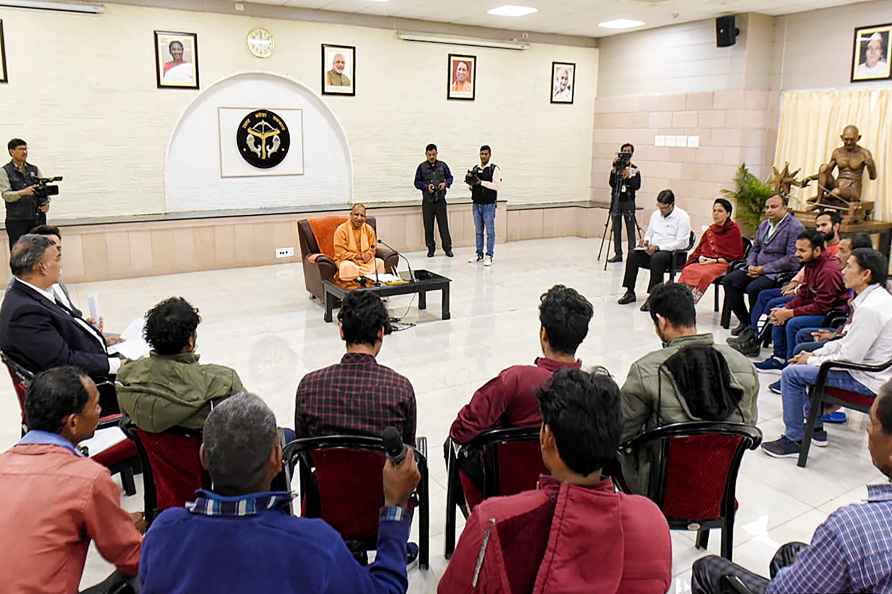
left=606, top=143, right=641, bottom=263
left=414, top=143, right=454, bottom=257
left=1, top=139, right=49, bottom=249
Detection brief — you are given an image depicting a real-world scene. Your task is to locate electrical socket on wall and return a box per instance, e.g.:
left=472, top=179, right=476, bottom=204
left=276, top=247, right=295, bottom=258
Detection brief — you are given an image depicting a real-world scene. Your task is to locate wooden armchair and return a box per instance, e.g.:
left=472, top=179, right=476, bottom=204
left=297, top=216, right=398, bottom=301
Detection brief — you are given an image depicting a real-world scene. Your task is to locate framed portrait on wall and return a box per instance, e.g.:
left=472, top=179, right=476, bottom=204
left=0, top=20, right=7, bottom=84
left=447, top=54, right=476, bottom=101
left=551, top=62, right=575, bottom=104
left=321, top=44, right=356, bottom=96
left=850, top=24, right=892, bottom=82
left=154, top=30, right=199, bottom=90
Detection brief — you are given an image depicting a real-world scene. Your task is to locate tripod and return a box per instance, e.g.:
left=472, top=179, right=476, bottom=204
left=597, top=166, right=644, bottom=271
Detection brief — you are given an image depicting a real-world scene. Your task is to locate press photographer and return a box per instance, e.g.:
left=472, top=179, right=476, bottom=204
left=606, top=142, right=641, bottom=263
left=465, top=145, right=502, bottom=266
left=1, top=138, right=60, bottom=248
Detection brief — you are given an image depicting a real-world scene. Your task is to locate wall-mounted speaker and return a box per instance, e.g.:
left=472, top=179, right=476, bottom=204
left=716, top=15, right=739, bottom=48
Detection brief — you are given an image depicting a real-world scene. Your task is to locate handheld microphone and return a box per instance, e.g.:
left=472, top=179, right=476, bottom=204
left=382, top=426, right=407, bottom=465
left=377, top=238, right=415, bottom=282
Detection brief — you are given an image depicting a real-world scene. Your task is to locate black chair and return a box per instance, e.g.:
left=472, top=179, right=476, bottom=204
left=714, top=237, right=753, bottom=329
left=444, top=426, right=545, bottom=558
left=283, top=434, right=430, bottom=570
left=615, top=422, right=762, bottom=561
left=799, top=357, right=892, bottom=467
left=668, top=231, right=697, bottom=283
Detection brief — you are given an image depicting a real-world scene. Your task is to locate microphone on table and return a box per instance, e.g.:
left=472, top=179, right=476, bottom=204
left=377, top=239, right=416, bottom=283
left=382, top=426, right=407, bottom=465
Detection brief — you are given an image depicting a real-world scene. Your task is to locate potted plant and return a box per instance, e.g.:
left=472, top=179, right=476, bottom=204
left=721, top=164, right=775, bottom=237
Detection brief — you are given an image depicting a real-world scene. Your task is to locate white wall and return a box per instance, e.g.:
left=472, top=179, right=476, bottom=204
left=0, top=4, right=598, bottom=218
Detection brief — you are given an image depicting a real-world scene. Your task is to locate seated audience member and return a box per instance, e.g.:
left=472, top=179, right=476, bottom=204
left=721, top=194, right=803, bottom=337
left=677, top=198, right=744, bottom=303
left=0, top=234, right=122, bottom=410
left=438, top=368, right=672, bottom=594
left=117, top=297, right=243, bottom=432
left=747, top=230, right=847, bottom=370
left=693, top=379, right=892, bottom=594
left=617, top=189, right=692, bottom=311
left=139, top=392, right=420, bottom=594
left=334, top=203, right=385, bottom=282
left=295, top=290, right=415, bottom=443
left=762, top=248, right=892, bottom=458
left=620, top=283, right=758, bottom=494
left=732, top=210, right=842, bottom=351
left=0, top=367, right=143, bottom=594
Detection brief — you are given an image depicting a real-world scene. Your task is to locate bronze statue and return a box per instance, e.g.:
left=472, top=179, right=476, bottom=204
left=769, top=162, right=801, bottom=198
left=800, top=125, right=877, bottom=223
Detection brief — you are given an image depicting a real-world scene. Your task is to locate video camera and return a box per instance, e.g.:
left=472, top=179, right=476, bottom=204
left=464, top=168, right=480, bottom=186
left=34, top=176, right=63, bottom=200
left=612, top=152, right=631, bottom=170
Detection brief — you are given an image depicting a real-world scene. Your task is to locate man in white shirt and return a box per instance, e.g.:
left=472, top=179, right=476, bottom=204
left=763, top=248, right=892, bottom=458
left=856, top=32, right=889, bottom=78
left=617, top=190, right=692, bottom=311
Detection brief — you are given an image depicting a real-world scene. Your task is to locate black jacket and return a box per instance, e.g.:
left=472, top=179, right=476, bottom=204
left=608, top=163, right=641, bottom=211
left=0, top=279, right=110, bottom=377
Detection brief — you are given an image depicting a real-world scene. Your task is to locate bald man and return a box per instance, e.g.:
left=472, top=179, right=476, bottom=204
left=326, top=54, right=351, bottom=86
left=802, top=125, right=877, bottom=208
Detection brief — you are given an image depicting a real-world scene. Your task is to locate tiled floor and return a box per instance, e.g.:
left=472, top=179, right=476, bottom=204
left=0, top=237, right=878, bottom=593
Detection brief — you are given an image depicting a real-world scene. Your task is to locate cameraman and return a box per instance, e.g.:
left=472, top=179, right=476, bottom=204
left=1, top=138, right=49, bottom=248
left=414, top=143, right=454, bottom=258
left=466, top=145, right=502, bottom=266
left=606, top=143, right=641, bottom=263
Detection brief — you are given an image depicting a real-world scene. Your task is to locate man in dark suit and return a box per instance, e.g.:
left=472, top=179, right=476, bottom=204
left=0, top=234, right=122, bottom=411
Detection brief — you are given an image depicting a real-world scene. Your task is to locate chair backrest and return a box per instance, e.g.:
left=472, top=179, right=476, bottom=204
left=461, top=426, right=546, bottom=508
left=741, top=236, right=753, bottom=258
left=122, top=422, right=205, bottom=524
left=1, top=351, right=33, bottom=429
left=627, top=422, right=761, bottom=525
left=298, top=216, right=379, bottom=260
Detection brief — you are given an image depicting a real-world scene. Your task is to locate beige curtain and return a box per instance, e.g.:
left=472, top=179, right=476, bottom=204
left=774, top=89, right=892, bottom=221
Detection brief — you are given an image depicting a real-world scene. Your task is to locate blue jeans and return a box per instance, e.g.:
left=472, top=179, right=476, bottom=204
left=772, top=315, right=825, bottom=361
left=781, top=364, right=874, bottom=441
left=472, top=203, right=497, bottom=257
left=792, top=326, right=830, bottom=356
left=750, top=289, right=788, bottom=331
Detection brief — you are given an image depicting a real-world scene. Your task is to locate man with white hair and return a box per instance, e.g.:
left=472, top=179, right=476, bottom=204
left=139, top=392, right=421, bottom=594
left=326, top=53, right=351, bottom=86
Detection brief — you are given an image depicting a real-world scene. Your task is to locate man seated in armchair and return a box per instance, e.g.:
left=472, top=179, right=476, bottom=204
left=334, top=203, right=386, bottom=282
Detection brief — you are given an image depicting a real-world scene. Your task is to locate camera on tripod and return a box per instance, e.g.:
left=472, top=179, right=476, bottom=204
left=34, top=176, right=63, bottom=200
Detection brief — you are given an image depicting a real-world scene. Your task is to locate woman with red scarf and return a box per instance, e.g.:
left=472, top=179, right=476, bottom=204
left=678, top=198, right=744, bottom=302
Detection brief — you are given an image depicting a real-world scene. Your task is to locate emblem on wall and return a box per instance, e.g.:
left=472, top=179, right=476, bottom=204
left=236, top=109, right=291, bottom=169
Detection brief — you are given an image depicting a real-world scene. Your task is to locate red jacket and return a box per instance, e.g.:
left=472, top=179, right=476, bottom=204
left=786, top=252, right=848, bottom=317
left=438, top=477, right=671, bottom=594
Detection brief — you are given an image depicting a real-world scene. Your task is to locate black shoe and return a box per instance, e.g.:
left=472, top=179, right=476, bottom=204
left=445, top=249, right=454, bottom=258
left=727, top=327, right=754, bottom=345
left=731, top=322, right=749, bottom=337
left=427, top=248, right=435, bottom=257
left=730, top=337, right=761, bottom=357
left=617, top=291, right=636, bottom=305
left=406, top=542, right=420, bottom=569
left=607, top=255, right=623, bottom=263
left=640, top=298, right=651, bottom=312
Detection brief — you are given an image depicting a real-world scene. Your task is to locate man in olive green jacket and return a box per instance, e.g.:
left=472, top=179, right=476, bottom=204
left=117, top=298, right=243, bottom=433
left=620, top=283, right=759, bottom=495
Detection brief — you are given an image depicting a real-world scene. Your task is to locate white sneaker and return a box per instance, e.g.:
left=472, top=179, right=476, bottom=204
left=468, top=255, right=483, bottom=264
left=483, top=256, right=493, bottom=267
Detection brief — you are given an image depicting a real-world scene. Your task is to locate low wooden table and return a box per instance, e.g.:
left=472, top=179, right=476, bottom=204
left=322, top=269, right=452, bottom=323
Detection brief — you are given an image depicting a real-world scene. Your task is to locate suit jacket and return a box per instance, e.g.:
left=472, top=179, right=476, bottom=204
left=746, top=214, right=804, bottom=278
left=0, top=278, right=110, bottom=377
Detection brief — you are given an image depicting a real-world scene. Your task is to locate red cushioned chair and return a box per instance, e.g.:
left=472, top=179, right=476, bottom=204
left=444, top=426, right=546, bottom=559
left=121, top=419, right=207, bottom=526
left=1, top=350, right=140, bottom=496
left=798, top=357, right=892, bottom=468
left=283, top=434, right=430, bottom=570
left=615, top=421, right=762, bottom=561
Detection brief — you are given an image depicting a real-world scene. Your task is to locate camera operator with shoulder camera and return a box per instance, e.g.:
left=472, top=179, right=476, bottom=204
left=1, top=138, right=59, bottom=248
left=465, top=145, right=502, bottom=266
left=607, top=143, right=641, bottom=263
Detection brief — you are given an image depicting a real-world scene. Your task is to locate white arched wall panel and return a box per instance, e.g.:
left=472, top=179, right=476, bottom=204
left=165, top=72, right=352, bottom=212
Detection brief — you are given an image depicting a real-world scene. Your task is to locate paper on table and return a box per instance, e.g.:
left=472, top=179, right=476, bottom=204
left=81, top=426, right=127, bottom=456
left=108, top=317, right=151, bottom=360
left=375, top=273, right=403, bottom=283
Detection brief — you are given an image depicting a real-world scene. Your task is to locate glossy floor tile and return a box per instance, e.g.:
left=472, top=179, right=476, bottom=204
left=0, top=237, right=880, bottom=593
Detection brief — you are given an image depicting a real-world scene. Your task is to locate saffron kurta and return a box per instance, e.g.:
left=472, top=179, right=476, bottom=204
left=333, top=221, right=384, bottom=281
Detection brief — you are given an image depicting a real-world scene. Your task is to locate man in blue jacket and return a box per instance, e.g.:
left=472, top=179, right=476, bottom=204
left=721, top=194, right=803, bottom=337
left=139, top=392, right=420, bottom=594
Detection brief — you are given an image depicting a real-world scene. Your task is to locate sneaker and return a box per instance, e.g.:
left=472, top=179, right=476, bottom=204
left=607, top=254, right=623, bottom=263
left=812, top=428, right=829, bottom=447
left=731, top=322, right=749, bottom=337
left=761, top=436, right=801, bottom=458
left=617, top=290, right=636, bottom=305
left=427, top=249, right=435, bottom=258
left=823, top=411, right=848, bottom=424
left=468, top=255, right=483, bottom=264
left=483, top=255, right=493, bottom=267
left=406, top=542, right=420, bottom=570
left=445, top=249, right=454, bottom=258
left=755, top=357, right=787, bottom=374
left=769, top=380, right=782, bottom=395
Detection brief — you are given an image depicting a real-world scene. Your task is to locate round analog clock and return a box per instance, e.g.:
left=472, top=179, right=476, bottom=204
left=247, top=27, right=274, bottom=58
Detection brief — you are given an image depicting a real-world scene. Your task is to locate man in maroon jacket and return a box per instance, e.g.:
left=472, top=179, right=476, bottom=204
left=439, top=368, right=671, bottom=594
left=446, top=285, right=592, bottom=495
left=755, top=229, right=848, bottom=373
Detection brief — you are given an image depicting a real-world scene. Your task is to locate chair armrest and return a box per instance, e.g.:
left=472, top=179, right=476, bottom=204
left=815, top=357, right=892, bottom=390
left=728, top=258, right=748, bottom=272
left=306, top=253, right=337, bottom=281
left=376, top=244, right=397, bottom=261
left=97, top=413, right=125, bottom=431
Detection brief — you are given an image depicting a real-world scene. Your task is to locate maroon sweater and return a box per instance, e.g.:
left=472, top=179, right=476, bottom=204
left=786, top=252, right=848, bottom=317
left=449, top=357, right=581, bottom=444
